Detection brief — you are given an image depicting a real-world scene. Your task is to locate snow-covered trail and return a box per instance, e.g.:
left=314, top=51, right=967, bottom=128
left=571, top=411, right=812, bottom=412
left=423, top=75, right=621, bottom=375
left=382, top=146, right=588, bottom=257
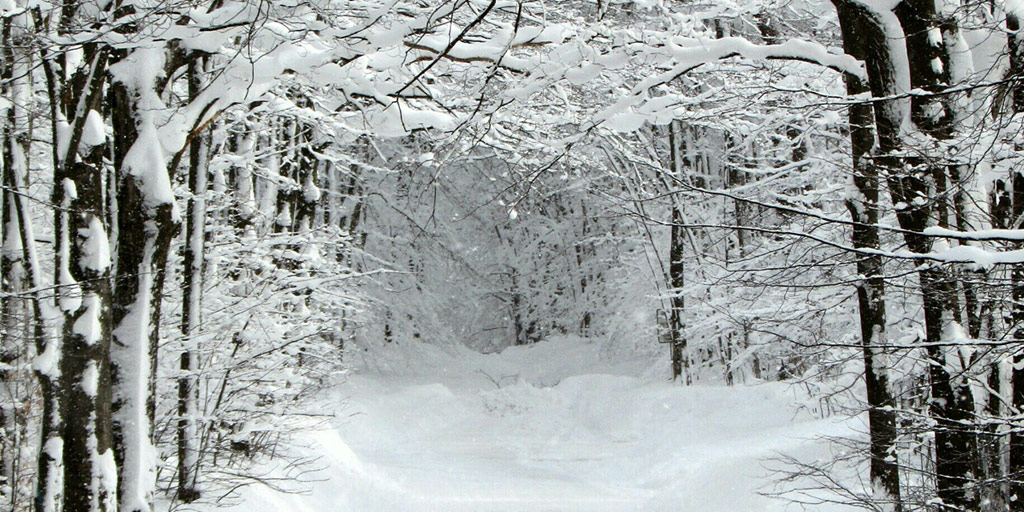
left=225, top=338, right=859, bottom=512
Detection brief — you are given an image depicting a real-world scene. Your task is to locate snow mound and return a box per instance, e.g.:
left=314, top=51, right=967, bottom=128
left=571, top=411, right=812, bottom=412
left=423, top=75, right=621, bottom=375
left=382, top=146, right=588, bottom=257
left=215, top=338, right=858, bottom=512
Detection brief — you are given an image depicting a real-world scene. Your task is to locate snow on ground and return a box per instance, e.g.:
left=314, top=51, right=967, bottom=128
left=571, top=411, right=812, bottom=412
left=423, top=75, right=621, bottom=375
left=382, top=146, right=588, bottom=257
left=218, top=337, right=860, bottom=511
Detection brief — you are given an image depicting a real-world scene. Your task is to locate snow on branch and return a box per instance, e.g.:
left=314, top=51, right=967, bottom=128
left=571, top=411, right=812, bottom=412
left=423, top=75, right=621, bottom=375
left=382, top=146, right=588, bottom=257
left=634, top=37, right=866, bottom=95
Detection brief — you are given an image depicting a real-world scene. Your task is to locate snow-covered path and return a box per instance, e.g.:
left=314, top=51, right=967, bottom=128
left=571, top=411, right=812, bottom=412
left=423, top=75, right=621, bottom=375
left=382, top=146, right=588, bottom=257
left=226, top=338, right=858, bottom=512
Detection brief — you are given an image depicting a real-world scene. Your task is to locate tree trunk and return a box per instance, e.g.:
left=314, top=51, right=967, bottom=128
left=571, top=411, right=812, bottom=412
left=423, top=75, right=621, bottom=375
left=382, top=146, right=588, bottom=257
left=48, top=45, right=117, bottom=512
left=36, top=14, right=118, bottom=507
left=667, top=122, right=688, bottom=383
left=1004, top=13, right=1024, bottom=512
left=892, top=3, right=979, bottom=508
left=109, top=48, right=181, bottom=512
left=60, top=155, right=117, bottom=512
left=176, top=58, right=208, bottom=505
left=834, top=2, right=978, bottom=508
left=856, top=2, right=977, bottom=508
left=834, top=4, right=902, bottom=509
left=0, top=17, right=22, bottom=501
left=294, top=127, right=319, bottom=235
left=7, top=134, right=60, bottom=512
left=1009, top=169, right=1024, bottom=510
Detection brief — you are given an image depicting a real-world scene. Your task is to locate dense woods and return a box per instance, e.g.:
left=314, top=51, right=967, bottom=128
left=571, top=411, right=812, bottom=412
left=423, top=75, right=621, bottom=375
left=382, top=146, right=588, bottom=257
left=4, top=0, right=1024, bottom=511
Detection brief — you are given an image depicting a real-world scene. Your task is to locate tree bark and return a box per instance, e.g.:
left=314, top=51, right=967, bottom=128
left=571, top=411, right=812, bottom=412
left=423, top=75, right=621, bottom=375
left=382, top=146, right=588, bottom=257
left=60, top=156, right=116, bottom=512
left=834, top=4, right=902, bottom=509
left=1010, top=169, right=1024, bottom=510
left=0, top=17, right=23, bottom=501
left=891, top=2, right=978, bottom=508
left=667, top=122, right=688, bottom=383
left=176, top=58, right=208, bottom=505
left=1004, top=13, right=1024, bottom=512
left=833, top=1, right=978, bottom=508
left=36, top=10, right=118, bottom=506
left=109, top=48, right=181, bottom=512
left=7, top=138, right=60, bottom=512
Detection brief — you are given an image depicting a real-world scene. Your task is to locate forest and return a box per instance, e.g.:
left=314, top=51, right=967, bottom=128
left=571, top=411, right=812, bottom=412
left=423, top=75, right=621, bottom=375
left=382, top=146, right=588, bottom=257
left=2, top=0, right=1024, bottom=511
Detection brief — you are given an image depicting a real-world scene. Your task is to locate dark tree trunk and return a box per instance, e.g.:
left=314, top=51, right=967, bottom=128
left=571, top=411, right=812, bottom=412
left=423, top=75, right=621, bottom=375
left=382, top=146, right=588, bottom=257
left=888, top=3, right=978, bottom=507
left=667, top=122, right=688, bottom=383
left=60, top=155, right=116, bottom=512
left=31, top=10, right=70, bottom=510
left=833, top=5, right=903, bottom=509
left=109, top=57, right=181, bottom=512
left=1010, top=169, right=1024, bottom=509
left=832, top=2, right=978, bottom=508
left=231, top=127, right=256, bottom=233
left=0, top=20, right=21, bottom=501
left=294, top=128, right=319, bottom=234
left=275, top=121, right=297, bottom=235
left=891, top=3, right=979, bottom=508
left=669, top=205, right=685, bottom=381
left=176, top=58, right=208, bottom=505
left=48, top=41, right=117, bottom=512
left=574, top=200, right=593, bottom=335
left=36, top=15, right=117, bottom=507
left=1005, top=13, right=1024, bottom=512
left=7, top=143, right=58, bottom=512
